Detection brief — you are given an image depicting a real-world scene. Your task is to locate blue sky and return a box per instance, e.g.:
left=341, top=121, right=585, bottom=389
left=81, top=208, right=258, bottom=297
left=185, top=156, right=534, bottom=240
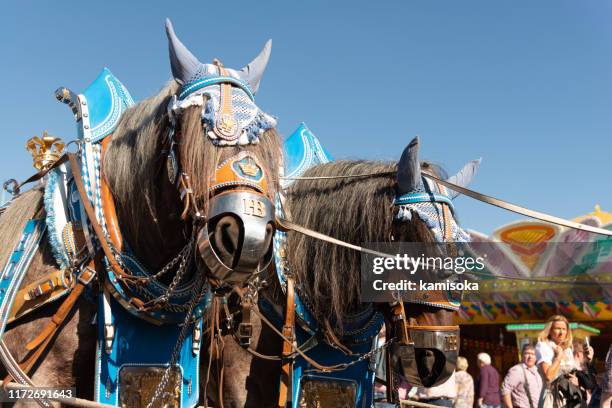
left=1, top=1, right=611, bottom=234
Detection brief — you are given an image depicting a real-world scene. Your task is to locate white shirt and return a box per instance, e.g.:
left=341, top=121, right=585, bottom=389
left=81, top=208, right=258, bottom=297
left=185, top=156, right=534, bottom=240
left=536, top=340, right=575, bottom=375
left=415, top=372, right=457, bottom=399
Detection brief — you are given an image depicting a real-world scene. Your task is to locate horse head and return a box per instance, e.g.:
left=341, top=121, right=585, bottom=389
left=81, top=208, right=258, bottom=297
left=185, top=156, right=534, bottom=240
left=285, top=136, right=479, bottom=391
left=167, top=19, right=280, bottom=288
left=390, top=135, right=480, bottom=387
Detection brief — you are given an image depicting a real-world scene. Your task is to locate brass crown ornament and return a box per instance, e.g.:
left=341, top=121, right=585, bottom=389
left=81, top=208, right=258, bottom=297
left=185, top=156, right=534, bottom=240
left=26, top=131, right=64, bottom=171
left=239, top=157, right=260, bottom=177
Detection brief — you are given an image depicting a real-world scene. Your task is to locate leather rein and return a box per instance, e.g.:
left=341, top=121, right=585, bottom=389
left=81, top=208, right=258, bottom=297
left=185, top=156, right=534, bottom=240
left=280, top=172, right=612, bottom=237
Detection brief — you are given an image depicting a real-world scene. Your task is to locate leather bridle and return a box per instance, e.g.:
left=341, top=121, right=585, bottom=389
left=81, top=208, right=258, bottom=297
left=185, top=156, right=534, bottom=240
left=165, top=69, right=277, bottom=289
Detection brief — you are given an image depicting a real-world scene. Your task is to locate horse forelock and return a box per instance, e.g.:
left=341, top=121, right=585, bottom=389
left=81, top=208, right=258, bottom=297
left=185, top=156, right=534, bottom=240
left=286, top=160, right=439, bottom=332
left=177, top=105, right=283, bottom=210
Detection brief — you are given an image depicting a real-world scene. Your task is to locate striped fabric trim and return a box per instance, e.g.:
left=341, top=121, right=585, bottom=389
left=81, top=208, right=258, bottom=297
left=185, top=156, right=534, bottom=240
left=179, top=76, right=254, bottom=101
left=394, top=192, right=454, bottom=210
left=79, top=143, right=109, bottom=252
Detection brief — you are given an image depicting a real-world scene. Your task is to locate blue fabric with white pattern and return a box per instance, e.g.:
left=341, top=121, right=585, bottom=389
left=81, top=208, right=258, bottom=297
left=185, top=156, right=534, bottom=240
left=395, top=178, right=470, bottom=243
left=171, top=63, right=277, bottom=146
left=0, top=220, right=46, bottom=342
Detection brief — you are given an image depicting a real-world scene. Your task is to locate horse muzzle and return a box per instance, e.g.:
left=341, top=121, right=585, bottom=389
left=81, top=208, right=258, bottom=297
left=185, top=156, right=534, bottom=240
left=197, top=190, right=275, bottom=285
left=390, top=326, right=459, bottom=387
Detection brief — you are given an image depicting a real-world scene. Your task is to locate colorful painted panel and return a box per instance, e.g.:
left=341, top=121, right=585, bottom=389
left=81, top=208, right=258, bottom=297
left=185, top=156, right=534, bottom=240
left=458, top=208, right=612, bottom=324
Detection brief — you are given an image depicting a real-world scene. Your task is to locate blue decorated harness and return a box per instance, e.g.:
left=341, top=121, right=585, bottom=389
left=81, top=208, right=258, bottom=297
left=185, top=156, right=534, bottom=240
left=0, top=69, right=210, bottom=408
left=265, top=123, right=386, bottom=407
left=0, top=73, right=468, bottom=408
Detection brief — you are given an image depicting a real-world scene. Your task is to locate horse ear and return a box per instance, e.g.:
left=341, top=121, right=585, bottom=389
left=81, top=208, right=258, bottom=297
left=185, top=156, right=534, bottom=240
left=446, top=158, right=481, bottom=199
left=165, top=18, right=202, bottom=85
left=397, top=136, right=422, bottom=195
left=239, top=39, right=272, bottom=94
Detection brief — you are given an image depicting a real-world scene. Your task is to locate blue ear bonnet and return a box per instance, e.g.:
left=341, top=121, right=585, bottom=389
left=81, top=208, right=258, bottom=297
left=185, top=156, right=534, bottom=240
left=393, top=177, right=469, bottom=243
left=165, top=19, right=276, bottom=146
left=178, top=64, right=254, bottom=101
left=169, top=63, right=277, bottom=146
left=394, top=174, right=454, bottom=210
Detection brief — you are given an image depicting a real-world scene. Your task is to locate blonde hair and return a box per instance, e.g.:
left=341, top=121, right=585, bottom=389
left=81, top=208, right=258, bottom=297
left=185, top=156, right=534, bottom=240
left=537, top=315, right=573, bottom=349
left=457, top=356, right=469, bottom=371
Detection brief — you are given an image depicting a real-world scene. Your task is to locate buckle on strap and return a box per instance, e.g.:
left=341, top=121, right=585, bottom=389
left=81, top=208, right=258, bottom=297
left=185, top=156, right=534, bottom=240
left=77, top=266, right=96, bottom=285
left=282, top=325, right=295, bottom=343
left=237, top=322, right=253, bottom=347
left=27, top=279, right=56, bottom=300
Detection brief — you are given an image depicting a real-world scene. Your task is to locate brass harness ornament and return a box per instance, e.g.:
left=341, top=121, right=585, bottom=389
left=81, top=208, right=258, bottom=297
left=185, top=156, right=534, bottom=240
left=26, top=131, right=65, bottom=171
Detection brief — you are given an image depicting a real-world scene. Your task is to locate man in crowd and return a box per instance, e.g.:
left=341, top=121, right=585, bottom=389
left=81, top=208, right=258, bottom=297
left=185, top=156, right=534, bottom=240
left=501, top=344, right=543, bottom=408
left=476, top=352, right=501, bottom=408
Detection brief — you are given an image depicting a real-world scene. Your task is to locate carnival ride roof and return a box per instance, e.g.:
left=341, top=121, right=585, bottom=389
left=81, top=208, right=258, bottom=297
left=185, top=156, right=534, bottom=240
left=458, top=206, right=612, bottom=325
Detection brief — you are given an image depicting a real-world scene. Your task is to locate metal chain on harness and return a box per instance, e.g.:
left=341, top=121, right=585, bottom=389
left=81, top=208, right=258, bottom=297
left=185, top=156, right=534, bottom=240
left=145, top=273, right=207, bottom=408
left=303, top=338, right=395, bottom=374
left=220, top=271, right=396, bottom=374
left=249, top=302, right=396, bottom=374
left=111, top=236, right=194, bottom=284
left=122, top=222, right=201, bottom=313
left=139, top=236, right=196, bottom=312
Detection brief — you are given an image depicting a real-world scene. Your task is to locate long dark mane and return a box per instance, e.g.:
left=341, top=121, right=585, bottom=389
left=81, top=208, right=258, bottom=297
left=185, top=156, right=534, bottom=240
left=104, top=81, right=282, bottom=267
left=286, top=160, right=439, bottom=330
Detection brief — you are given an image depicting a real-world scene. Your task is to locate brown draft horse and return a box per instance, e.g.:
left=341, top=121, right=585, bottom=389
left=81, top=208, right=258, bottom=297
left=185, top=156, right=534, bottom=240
left=219, top=138, right=476, bottom=407
left=0, top=21, right=282, bottom=407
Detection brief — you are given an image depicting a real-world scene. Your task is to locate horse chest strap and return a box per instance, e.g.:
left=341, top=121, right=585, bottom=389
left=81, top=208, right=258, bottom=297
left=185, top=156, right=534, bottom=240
left=8, top=269, right=75, bottom=325
left=278, top=276, right=296, bottom=408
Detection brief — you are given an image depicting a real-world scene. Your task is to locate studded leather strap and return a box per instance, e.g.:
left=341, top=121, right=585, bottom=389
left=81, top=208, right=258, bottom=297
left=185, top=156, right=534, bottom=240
left=278, top=276, right=296, bottom=408
left=435, top=182, right=454, bottom=241
left=68, top=153, right=146, bottom=289
left=8, top=269, right=74, bottom=324
left=100, top=137, right=123, bottom=252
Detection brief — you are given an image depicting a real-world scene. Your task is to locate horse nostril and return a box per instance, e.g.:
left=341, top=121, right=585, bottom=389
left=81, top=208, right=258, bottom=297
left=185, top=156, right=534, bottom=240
left=421, top=349, right=436, bottom=372
left=211, top=215, right=242, bottom=267
left=264, top=223, right=274, bottom=250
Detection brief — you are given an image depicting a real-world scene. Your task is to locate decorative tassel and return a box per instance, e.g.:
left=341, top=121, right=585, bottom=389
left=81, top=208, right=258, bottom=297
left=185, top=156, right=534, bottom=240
left=44, top=169, right=71, bottom=268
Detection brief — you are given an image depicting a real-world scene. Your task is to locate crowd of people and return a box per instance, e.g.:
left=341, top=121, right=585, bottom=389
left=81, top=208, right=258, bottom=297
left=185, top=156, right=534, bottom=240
left=397, top=315, right=612, bottom=408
